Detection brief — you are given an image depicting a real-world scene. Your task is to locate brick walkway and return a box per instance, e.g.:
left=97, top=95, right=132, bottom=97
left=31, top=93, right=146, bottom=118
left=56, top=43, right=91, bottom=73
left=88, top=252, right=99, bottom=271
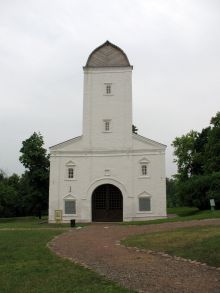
left=49, top=219, right=220, bottom=293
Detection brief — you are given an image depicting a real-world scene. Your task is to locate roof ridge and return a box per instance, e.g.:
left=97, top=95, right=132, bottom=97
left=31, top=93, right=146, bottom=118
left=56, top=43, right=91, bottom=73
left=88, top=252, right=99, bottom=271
left=50, top=135, right=82, bottom=149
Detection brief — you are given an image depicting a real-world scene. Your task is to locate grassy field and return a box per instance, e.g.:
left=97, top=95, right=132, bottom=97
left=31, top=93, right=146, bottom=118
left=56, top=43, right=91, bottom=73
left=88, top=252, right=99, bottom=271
left=0, top=216, right=89, bottom=229
left=1, top=208, right=219, bottom=229
left=0, top=229, right=134, bottom=293
left=0, top=209, right=219, bottom=291
left=122, top=209, right=220, bottom=225
left=122, top=225, right=220, bottom=267
left=167, top=206, right=199, bottom=216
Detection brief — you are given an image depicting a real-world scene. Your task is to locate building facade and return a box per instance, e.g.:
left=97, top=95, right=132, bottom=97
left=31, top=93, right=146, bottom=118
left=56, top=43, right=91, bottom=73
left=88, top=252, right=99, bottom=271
left=49, top=41, right=167, bottom=223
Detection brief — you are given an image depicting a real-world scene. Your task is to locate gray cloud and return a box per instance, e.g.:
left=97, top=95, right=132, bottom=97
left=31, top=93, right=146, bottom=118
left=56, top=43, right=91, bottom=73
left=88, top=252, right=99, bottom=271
left=0, top=0, right=220, bottom=177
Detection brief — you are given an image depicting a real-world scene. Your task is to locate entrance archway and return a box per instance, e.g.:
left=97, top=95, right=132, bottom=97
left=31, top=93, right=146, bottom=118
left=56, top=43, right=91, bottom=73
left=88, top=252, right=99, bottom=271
left=92, top=184, right=123, bottom=222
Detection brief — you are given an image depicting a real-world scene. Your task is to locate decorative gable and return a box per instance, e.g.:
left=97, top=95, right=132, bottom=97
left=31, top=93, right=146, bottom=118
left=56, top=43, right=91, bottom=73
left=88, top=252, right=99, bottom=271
left=138, top=191, right=151, bottom=198
left=66, top=160, right=76, bottom=166
left=63, top=194, right=76, bottom=200
left=139, top=157, right=150, bottom=164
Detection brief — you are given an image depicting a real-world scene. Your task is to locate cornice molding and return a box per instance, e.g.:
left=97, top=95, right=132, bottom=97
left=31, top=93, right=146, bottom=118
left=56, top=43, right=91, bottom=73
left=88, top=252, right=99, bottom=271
left=50, top=149, right=165, bottom=158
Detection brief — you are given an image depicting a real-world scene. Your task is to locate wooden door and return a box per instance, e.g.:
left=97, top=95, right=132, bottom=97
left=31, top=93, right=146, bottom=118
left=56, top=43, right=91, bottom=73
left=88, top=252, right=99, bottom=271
left=92, top=184, right=123, bottom=222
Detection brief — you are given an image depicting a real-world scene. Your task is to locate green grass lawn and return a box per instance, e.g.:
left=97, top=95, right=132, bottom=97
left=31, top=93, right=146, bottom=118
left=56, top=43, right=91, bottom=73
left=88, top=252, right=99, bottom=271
left=122, top=225, right=220, bottom=267
left=0, top=216, right=88, bottom=229
left=0, top=229, right=134, bottom=293
left=122, top=209, right=220, bottom=226
left=0, top=210, right=219, bottom=291
left=167, top=206, right=199, bottom=216
left=1, top=208, right=219, bottom=229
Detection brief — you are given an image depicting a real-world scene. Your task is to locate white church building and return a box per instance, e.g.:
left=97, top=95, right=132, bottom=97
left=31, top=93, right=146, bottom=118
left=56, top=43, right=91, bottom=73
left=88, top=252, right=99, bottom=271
left=49, top=41, right=166, bottom=223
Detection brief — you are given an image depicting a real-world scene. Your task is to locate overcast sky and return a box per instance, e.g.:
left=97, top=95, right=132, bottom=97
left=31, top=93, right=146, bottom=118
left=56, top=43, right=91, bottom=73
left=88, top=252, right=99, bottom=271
left=0, top=0, right=219, bottom=177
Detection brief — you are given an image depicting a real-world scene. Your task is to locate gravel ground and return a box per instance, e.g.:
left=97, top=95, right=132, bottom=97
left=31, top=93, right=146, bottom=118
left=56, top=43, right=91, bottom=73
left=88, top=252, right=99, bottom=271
left=49, top=219, right=220, bottom=293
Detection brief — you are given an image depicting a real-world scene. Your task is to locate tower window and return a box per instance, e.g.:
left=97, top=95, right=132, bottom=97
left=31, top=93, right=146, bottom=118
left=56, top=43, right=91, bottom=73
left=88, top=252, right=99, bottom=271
left=103, top=120, right=111, bottom=132
left=68, top=168, right=74, bottom=178
left=105, top=121, right=110, bottom=131
left=105, top=83, right=112, bottom=94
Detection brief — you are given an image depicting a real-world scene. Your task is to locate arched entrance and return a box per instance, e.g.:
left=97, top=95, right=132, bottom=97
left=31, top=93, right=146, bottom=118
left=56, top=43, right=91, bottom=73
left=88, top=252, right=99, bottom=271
left=92, top=184, right=123, bottom=222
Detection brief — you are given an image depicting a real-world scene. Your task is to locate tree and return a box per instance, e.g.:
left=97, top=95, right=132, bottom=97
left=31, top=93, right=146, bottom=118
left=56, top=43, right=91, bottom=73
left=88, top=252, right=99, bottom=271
left=166, top=177, right=178, bottom=207
left=192, top=127, right=210, bottom=175
left=172, top=112, right=220, bottom=209
left=0, top=182, right=18, bottom=217
left=204, top=112, right=220, bottom=174
left=132, top=125, right=138, bottom=134
left=19, top=132, right=49, bottom=219
left=172, top=130, right=198, bottom=180
left=0, top=172, right=21, bottom=217
left=0, top=169, right=6, bottom=182
left=210, top=111, right=220, bottom=127
left=175, top=172, right=220, bottom=209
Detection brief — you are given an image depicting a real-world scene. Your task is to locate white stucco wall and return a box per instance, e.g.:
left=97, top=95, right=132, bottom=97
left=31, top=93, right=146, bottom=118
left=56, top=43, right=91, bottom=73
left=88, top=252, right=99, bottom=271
left=48, top=136, right=166, bottom=223
left=82, top=67, right=133, bottom=150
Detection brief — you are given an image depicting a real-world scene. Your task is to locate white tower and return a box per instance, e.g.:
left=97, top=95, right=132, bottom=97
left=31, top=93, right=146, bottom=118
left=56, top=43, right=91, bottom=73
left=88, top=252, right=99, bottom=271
left=48, top=41, right=167, bottom=223
left=82, top=41, right=133, bottom=149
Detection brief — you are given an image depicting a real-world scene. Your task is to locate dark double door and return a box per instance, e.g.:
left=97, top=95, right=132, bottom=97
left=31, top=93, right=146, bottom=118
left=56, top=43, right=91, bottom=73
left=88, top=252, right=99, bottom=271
left=92, top=184, right=123, bottom=222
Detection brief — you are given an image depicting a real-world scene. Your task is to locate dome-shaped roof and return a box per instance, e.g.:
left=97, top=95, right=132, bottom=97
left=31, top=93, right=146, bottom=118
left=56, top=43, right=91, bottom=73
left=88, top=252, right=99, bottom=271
left=85, top=41, right=131, bottom=68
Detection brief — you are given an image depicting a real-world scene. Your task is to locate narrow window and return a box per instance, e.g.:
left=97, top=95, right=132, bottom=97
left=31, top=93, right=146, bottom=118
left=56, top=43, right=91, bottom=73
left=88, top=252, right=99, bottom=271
left=65, top=200, right=76, bottom=214
left=65, top=161, right=76, bottom=180
left=139, top=197, right=151, bottom=211
left=141, top=165, right=147, bottom=176
left=106, top=84, right=111, bottom=94
left=105, top=121, right=110, bottom=131
left=103, top=120, right=111, bottom=132
left=68, top=168, right=74, bottom=179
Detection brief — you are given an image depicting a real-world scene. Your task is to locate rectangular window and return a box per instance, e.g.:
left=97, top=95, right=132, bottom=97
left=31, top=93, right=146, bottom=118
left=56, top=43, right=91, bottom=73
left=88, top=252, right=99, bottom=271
left=141, top=165, right=147, bottom=176
left=105, top=121, right=110, bottom=131
left=65, top=200, right=76, bottom=214
left=103, top=120, right=111, bottom=132
left=106, top=84, right=111, bottom=94
left=139, top=197, right=151, bottom=211
left=68, top=168, right=74, bottom=179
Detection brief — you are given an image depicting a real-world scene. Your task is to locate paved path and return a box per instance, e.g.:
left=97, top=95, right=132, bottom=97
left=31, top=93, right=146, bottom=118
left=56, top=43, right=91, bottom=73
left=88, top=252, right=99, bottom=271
left=49, top=219, right=220, bottom=293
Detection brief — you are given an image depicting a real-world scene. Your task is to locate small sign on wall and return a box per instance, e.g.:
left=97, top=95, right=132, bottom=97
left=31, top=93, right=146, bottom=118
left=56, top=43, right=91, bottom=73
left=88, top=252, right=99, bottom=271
left=55, top=209, right=62, bottom=223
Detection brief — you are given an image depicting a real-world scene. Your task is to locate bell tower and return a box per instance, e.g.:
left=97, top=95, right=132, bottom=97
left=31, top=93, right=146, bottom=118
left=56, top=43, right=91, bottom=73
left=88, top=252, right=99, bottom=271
left=82, top=41, right=133, bottom=150
left=49, top=40, right=167, bottom=224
